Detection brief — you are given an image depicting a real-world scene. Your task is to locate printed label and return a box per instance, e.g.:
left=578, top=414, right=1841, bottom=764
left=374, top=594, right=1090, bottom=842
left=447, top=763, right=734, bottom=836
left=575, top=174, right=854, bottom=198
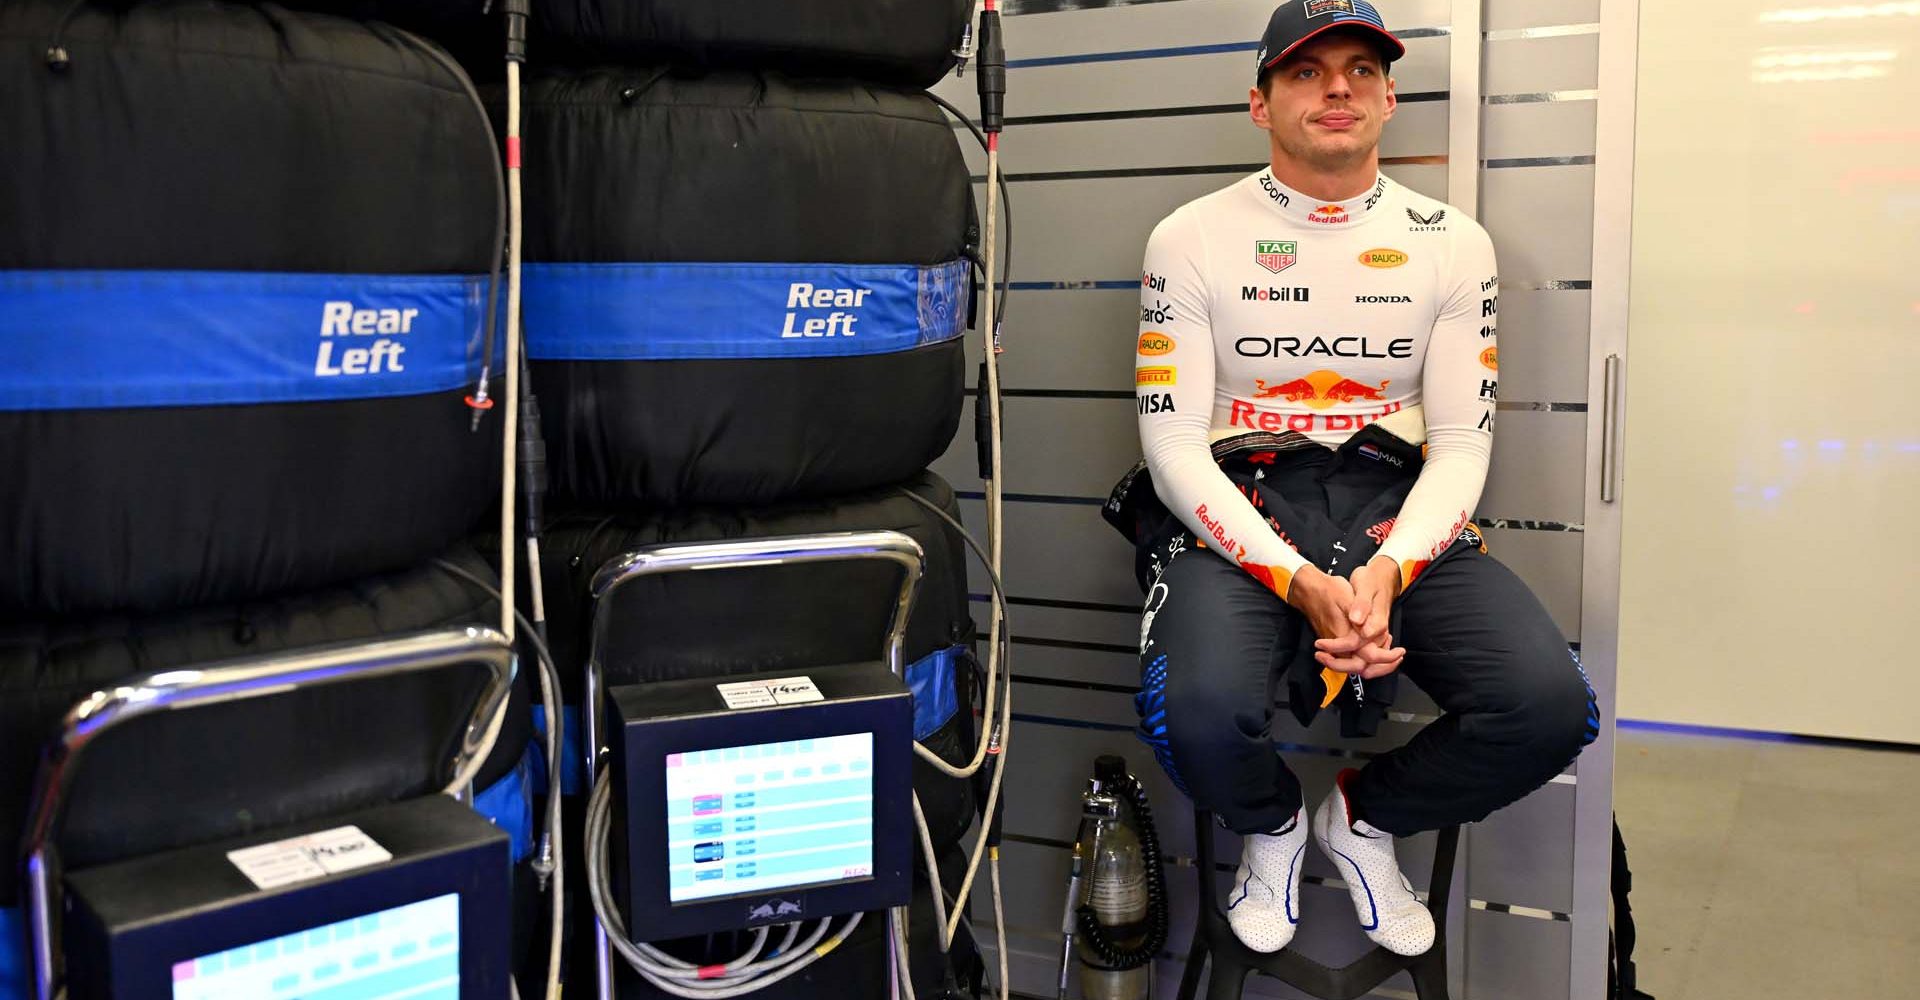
left=227, top=825, right=393, bottom=890
left=716, top=676, right=824, bottom=710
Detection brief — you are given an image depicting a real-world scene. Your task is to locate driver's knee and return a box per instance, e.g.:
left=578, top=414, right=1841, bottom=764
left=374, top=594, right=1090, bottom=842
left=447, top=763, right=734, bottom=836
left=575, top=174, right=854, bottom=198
left=1480, top=646, right=1600, bottom=775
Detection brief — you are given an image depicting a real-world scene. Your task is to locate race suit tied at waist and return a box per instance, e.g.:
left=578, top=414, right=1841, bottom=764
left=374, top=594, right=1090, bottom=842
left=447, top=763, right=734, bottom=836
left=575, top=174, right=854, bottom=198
left=1101, top=424, right=1487, bottom=737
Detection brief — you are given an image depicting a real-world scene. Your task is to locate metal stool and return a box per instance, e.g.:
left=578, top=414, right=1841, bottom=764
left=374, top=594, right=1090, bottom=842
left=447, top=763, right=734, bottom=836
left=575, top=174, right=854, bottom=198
left=1175, top=808, right=1458, bottom=1000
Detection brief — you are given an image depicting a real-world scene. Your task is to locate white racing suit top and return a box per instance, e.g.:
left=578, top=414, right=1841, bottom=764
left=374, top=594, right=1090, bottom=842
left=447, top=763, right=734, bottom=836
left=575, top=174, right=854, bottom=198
left=1135, top=167, right=1500, bottom=599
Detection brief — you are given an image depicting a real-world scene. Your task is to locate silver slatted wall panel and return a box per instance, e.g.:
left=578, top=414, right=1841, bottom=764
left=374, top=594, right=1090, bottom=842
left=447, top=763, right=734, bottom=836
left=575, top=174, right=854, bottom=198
left=932, top=2, right=1610, bottom=997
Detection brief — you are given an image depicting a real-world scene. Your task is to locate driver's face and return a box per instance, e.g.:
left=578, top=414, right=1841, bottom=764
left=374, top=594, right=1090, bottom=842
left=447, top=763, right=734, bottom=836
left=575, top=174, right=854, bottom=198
left=1251, top=33, right=1397, bottom=171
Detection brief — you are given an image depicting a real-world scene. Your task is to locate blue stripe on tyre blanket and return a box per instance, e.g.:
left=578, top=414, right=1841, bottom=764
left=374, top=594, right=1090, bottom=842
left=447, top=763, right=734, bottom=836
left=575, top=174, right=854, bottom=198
left=522, top=261, right=968, bottom=361
left=0, top=271, right=490, bottom=411
left=908, top=645, right=966, bottom=743
left=472, top=745, right=536, bottom=863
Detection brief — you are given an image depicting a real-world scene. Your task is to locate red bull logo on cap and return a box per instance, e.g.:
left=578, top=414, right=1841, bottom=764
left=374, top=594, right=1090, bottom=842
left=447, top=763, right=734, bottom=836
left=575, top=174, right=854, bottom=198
left=1254, top=240, right=1298, bottom=274
left=1251, top=369, right=1390, bottom=410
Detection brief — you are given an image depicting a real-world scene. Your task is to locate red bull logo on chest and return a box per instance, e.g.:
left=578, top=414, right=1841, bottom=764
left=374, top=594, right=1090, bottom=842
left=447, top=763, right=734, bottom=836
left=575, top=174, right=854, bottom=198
left=1250, top=369, right=1391, bottom=410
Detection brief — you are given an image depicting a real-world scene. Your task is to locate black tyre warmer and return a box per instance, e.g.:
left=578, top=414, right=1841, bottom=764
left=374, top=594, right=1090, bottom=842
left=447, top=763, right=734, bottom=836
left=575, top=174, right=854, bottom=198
left=497, top=69, right=972, bottom=507
left=0, top=0, right=501, bottom=617
left=531, top=471, right=978, bottom=849
left=533, top=0, right=972, bottom=89
left=0, top=544, right=529, bottom=908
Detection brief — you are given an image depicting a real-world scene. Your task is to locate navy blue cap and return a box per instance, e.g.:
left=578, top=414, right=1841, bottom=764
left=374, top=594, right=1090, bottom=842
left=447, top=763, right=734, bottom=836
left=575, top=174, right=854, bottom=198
left=1254, top=0, right=1405, bottom=82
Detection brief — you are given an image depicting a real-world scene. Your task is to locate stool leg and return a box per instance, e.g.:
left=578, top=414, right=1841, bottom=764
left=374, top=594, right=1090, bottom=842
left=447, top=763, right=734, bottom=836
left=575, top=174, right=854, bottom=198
left=1203, top=954, right=1250, bottom=1000
left=1176, top=932, right=1209, bottom=1000
left=1406, top=948, right=1450, bottom=1000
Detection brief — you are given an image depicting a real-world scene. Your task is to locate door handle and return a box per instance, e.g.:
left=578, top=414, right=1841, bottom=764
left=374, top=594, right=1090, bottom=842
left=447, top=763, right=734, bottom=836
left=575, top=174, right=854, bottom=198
left=1601, top=354, right=1621, bottom=503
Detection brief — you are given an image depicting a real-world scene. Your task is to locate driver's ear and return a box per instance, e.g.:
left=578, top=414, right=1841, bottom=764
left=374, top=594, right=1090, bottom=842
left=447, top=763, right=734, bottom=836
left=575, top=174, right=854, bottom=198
left=1382, top=73, right=1397, bottom=123
left=1250, top=84, right=1272, bottom=130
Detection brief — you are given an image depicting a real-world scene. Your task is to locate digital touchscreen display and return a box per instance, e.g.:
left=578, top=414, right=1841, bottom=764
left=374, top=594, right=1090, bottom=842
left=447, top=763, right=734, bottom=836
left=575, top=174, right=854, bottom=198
left=171, top=893, right=458, bottom=1000
left=665, top=733, right=875, bottom=903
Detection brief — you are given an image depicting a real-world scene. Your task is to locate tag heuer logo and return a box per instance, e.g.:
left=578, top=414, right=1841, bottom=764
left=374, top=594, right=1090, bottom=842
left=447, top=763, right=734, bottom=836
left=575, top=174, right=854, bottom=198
left=1254, top=240, right=1297, bottom=274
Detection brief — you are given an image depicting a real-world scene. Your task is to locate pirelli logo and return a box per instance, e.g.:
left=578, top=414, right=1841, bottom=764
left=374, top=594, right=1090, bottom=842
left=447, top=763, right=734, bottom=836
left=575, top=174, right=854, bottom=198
left=1136, top=367, right=1177, bottom=387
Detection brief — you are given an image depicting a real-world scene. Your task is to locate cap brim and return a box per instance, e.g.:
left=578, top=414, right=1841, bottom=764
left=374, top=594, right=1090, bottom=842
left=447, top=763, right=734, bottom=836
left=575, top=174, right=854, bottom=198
left=1259, top=22, right=1407, bottom=74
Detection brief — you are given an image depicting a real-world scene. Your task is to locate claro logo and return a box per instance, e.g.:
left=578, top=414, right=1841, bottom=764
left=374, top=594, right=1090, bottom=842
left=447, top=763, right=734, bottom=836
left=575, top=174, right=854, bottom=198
left=1137, top=332, right=1174, bottom=356
left=1358, top=249, right=1409, bottom=268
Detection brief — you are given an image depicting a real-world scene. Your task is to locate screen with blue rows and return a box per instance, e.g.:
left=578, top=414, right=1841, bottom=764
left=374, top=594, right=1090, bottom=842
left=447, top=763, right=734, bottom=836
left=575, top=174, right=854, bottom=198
left=665, top=733, right=874, bottom=903
left=170, top=893, right=458, bottom=1000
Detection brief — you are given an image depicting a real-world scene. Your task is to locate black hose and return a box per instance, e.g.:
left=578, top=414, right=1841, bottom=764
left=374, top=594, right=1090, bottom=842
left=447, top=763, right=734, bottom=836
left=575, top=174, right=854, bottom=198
left=1073, top=776, right=1168, bottom=971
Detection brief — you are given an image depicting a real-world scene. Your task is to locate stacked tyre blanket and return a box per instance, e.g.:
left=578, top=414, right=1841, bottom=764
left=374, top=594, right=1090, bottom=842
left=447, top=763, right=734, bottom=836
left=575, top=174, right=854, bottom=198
left=493, top=3, right=984, bottom=998
left=0, top=1, right=527, bottom=993
left=1, top=0, right=985, bottom=997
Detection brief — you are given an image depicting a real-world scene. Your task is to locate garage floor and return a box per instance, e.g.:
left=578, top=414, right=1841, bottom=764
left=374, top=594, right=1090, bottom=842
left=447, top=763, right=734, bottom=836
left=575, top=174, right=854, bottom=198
left=1614, top=724, right=1920, bottom=998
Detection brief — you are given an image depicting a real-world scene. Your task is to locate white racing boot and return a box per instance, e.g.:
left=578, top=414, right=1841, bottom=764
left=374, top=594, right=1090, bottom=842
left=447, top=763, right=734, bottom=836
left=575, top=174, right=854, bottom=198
left=1313, top=770, right=1435, bottom=956
left=1223, top=804, right=1309, bottom=953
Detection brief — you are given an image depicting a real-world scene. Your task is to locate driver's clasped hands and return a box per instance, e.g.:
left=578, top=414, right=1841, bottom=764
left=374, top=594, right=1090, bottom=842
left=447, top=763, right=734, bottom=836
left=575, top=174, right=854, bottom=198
left=1288, top=557, right=1406, bottom=679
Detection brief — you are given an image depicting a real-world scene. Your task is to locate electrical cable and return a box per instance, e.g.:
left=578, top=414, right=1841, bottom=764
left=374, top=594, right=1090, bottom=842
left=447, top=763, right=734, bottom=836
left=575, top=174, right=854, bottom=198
left=881, top=8, right=1016, bottom=995
left=891, top=908, right=917, bottom=1000
left=431, top=558, right=566, bottom=1000
left=893, top=487, right=1013, bottom=955
left=991, top=849, right=1008, bottom=1000
left=910, top=797, right=951, bottom=954
left=499, top=50, right=524, bottom=651
left=895, top=490, right=1009, bottom=781
left=376, top=15, right=516, bottom=798
left=924, top=91, right=1013, bottom=336
left=586, top=770, right=865, bottom=997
